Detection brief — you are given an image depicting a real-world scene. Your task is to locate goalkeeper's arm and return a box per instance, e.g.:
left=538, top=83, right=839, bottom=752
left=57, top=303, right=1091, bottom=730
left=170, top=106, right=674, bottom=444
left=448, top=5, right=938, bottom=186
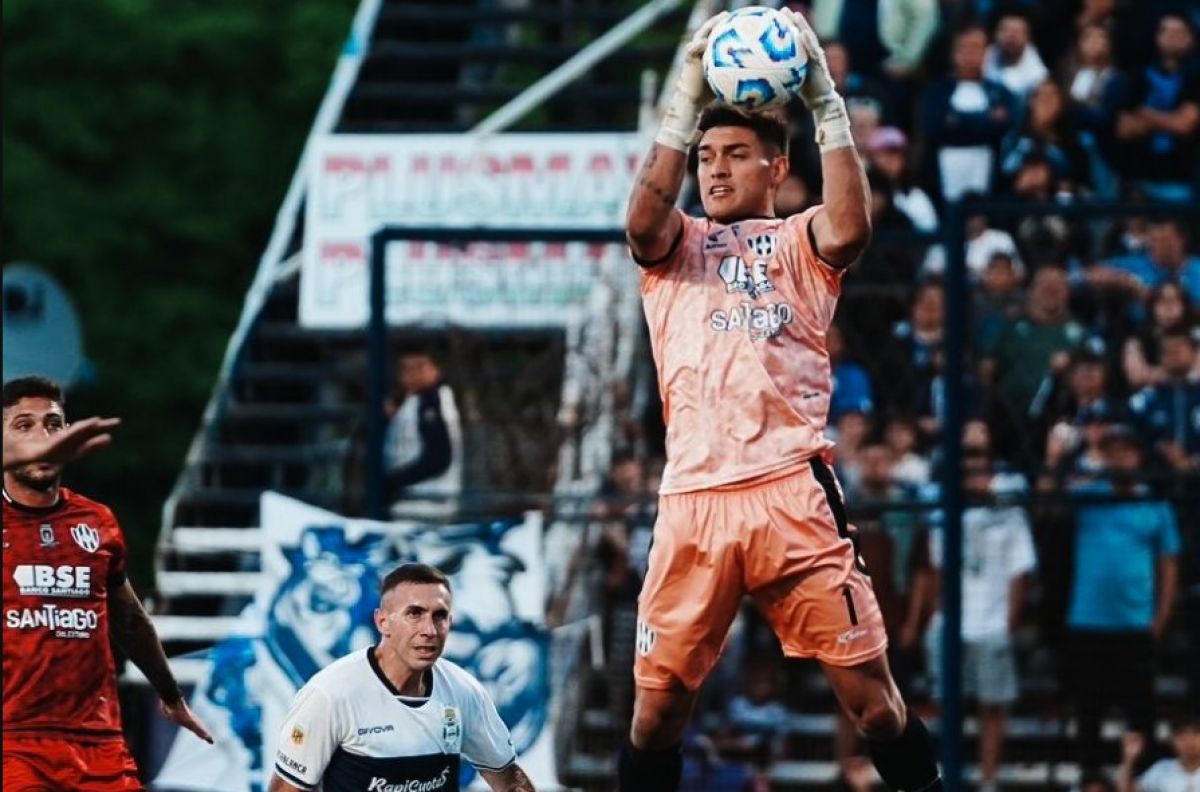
left=781, top=9, right=871, bottom=269
left=626, top=12, right=727, bottom=264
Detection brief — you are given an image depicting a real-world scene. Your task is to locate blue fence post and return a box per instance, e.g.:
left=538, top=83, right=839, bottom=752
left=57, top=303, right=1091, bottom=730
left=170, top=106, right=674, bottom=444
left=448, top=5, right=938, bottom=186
left=366, top=229, right=388, bottom=521
left=940, top=199, right=968, bottom=788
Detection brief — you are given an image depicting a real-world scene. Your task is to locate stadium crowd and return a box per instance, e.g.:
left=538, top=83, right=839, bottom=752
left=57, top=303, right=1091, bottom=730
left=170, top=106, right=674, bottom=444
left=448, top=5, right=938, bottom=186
left=595, top=1, right=1199, bottom=789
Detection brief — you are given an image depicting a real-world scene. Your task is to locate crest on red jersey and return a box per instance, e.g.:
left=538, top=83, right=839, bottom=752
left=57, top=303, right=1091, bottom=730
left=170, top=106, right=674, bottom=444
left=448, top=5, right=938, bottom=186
left=70, top=523, right=100, bottom=553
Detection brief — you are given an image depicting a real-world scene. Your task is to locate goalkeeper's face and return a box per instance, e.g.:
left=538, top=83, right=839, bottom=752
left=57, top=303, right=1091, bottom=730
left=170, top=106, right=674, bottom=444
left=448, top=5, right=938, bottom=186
left=375, top=582, right=453, bottom=672
left=696, top=126, right=789, bottom=224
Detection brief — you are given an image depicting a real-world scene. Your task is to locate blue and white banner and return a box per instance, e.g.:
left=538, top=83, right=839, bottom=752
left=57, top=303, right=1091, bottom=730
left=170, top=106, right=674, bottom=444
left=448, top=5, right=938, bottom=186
left=152, top=492, right=559, bottom=791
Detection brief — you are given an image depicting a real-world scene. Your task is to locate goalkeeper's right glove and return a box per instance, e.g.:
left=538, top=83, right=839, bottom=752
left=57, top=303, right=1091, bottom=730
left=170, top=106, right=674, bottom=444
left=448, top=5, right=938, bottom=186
left=779, top=8, right=854, bottom=154
left=655, top=11, right=729, bottom=152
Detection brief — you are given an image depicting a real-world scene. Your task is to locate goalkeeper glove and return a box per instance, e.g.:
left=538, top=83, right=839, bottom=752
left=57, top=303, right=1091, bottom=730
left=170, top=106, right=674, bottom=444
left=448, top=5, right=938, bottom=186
left=656, top=12, right=729, bottom=152
left=780, top=8, right=854, bottom=153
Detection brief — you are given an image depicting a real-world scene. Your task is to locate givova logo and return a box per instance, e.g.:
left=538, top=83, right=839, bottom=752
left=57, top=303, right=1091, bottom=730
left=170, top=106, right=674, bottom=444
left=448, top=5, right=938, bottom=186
left=12, top=565, right=92, bottom=598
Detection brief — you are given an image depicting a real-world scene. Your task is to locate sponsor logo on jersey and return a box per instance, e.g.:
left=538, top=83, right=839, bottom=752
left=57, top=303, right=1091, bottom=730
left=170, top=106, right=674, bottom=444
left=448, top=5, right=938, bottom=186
left=748, top=233, right=777, bottom=258
left=12, top=564, right=92, bottom=598
left=39, top=523, right=57, bottom=548
left=70, top=523, right=101, bottom=553
left=710, top=301, right=795, bottom=342
left=636, top=620, right=656, bottom=656
left=717, top=255, right=775, bottom=299
left=358, top=724, right=395, bottom=736
left=5, top=604, right=99, bottom=638
left=704, top=230, right=729, bottom=252
left=367, top=767, right=451, bottom=792
left=442, top=707, right=461, bottom=744
left=276, top=750, right=308, bottom=776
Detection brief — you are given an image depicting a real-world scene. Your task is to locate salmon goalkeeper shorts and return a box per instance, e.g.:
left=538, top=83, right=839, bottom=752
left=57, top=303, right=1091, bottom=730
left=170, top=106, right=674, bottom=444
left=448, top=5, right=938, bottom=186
left=634, top=455, right=888, bottom=691
left=3, top=735, right=145, bottom=792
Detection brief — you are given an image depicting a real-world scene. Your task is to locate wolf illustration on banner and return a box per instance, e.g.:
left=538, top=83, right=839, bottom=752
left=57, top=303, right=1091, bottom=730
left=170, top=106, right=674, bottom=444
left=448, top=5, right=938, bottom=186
left=152, top=493, right=557, bottom=792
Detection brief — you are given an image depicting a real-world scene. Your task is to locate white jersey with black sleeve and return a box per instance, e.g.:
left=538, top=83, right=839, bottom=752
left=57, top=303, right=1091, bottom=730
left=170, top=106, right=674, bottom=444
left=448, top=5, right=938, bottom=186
left=273, top=647, right=516, bottom=792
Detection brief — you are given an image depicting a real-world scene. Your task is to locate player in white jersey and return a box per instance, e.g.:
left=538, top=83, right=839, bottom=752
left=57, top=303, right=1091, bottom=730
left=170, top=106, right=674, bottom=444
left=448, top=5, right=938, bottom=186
left=269, top=563, right=535, bottom=792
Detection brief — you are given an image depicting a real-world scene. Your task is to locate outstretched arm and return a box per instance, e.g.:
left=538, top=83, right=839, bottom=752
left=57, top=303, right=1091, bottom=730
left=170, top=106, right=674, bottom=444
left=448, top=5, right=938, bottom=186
left=109, top=581, right=214, bottom=743
left=479, top=762, right=537, bottom=792
left=782, top=9, right=871, bottom=267
left=3, top=416, right=120, bottom=469
left=626, top=13, right=727, bottom=262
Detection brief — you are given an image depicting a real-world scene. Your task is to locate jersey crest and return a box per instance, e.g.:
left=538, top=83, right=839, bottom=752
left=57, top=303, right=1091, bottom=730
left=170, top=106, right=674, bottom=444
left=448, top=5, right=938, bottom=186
left=70, top=522, right=101, bottom=553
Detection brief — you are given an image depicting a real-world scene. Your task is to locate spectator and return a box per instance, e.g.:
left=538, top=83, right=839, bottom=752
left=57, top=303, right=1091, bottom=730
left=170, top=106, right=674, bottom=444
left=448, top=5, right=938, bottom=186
left=866, top=126, right=939, bottom=232
left=1123, top=281, right=1199, bottom=390
left=1043, top=399, right=1121, bottom=487
left=1117, top=717, right=1200, bottom=792
left=1006, top=152, right=1090, bottom=270
left=884, top=413, right=932, bottom=489
left=1128, top=327, right=1200, bottom=475
left=383, top=350, right=463, bottom=518
left=878, top=0, right=940, bottom=84
left=831, top=409, right=873, bottom=493
left=1062, top=23, right=1129, bottom=198
left=923, top=212, right=1025, bottom=283
left=1000, top=80, right=1091, bottom=192
left=828, top=322, right=876, bottom=426
left=1032, top=339, right=1114, bottom=449
left=877, top=281, right=944, bottom=415
left=854, top=167, right=922, bottom=288
left=720, top=653, right=789, bottom=771
left=922, top=24, right=1018, bottom=203
left=918, top=451, right=1036, bottom=792
left=981, top=266, right=1088, bottom=468
left=1116, top=12, right=1200, bottom=203
left=1065, top=425, right=1181, bottom=774
left=973, top=252, right=1027, bottom=354
left=913, top=343, right=984, bottom=439
left=984, top=11, right=1051, bottom=98
left=1097, top=219, right=1200, bottom=305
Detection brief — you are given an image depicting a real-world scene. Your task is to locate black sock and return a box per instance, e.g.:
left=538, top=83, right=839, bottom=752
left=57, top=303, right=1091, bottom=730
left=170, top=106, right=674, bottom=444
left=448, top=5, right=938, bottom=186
left=867, top=710, right=943, bottom=792
left=617, top=741, right=682, bottom=792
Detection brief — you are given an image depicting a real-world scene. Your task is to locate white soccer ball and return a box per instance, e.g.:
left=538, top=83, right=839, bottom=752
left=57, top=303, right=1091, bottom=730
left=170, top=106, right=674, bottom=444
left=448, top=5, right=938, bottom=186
left=702, top=6, right=808, bottom=113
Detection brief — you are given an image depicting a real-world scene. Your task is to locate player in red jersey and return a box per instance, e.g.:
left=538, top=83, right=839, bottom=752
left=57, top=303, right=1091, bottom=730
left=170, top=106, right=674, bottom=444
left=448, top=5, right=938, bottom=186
left=617, top=9, right=943, bottom=792
left=3, top=377, right=212, bottom=792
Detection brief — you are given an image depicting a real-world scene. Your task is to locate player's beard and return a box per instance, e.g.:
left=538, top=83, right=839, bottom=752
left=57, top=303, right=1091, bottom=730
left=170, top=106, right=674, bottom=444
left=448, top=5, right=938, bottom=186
left=8, top=463, right=62, bottom=492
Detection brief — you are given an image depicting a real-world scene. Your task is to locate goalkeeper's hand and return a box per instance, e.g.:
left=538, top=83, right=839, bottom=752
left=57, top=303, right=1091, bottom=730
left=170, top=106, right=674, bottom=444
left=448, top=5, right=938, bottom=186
left=779, top=7, right=853, bottom=153
left=656, top=11, right=729, bottom=152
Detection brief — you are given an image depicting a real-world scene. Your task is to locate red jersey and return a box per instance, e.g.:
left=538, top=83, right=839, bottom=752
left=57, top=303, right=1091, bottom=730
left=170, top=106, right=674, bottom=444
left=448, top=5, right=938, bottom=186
left=3, top=487, right=128, bottom=741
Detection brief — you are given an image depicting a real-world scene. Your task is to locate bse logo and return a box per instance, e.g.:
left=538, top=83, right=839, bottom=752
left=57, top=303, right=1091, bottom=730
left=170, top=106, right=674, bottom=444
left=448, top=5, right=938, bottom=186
left=12, top=565, right=92, bottom=598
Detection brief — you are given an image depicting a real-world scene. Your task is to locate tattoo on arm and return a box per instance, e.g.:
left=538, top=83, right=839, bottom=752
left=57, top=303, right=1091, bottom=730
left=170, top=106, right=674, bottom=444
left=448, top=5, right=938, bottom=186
left=482, top=763, right=536, bottom=792
left=635, top=149, right=679, bottom=208
left=109, top=582, right=182, bottom=704
left=501, top=765, right=536, bottom=792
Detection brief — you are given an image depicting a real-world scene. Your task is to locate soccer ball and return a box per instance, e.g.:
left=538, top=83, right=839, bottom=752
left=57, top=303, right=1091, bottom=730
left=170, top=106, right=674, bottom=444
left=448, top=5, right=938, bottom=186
left=702, top=6, right=808, bottom=113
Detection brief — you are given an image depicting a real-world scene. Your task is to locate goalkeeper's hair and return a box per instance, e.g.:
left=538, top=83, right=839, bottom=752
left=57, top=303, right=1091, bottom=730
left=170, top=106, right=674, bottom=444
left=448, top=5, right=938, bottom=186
left=698, top=104, right=789, bottom=158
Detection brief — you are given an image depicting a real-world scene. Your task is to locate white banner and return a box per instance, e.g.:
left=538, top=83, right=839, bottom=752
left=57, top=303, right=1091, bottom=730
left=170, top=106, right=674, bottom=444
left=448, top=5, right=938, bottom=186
left=300, top=133, right=641, bottom=328
left=153, top=493, right=559, bottom=791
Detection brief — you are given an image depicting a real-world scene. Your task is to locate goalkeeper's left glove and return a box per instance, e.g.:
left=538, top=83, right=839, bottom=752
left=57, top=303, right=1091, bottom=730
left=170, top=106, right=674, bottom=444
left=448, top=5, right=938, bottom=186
left=779, top=8, right=854, bottom=154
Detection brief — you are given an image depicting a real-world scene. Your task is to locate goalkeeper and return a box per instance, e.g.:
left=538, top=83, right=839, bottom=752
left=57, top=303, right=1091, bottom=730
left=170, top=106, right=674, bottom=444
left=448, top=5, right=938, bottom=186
left=618, top=9, right=943, bottom=792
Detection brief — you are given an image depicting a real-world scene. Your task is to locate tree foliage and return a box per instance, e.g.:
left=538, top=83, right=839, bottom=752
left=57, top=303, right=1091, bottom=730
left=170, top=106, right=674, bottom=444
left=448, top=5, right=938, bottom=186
left=3, top=0, right=357, bottom=584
